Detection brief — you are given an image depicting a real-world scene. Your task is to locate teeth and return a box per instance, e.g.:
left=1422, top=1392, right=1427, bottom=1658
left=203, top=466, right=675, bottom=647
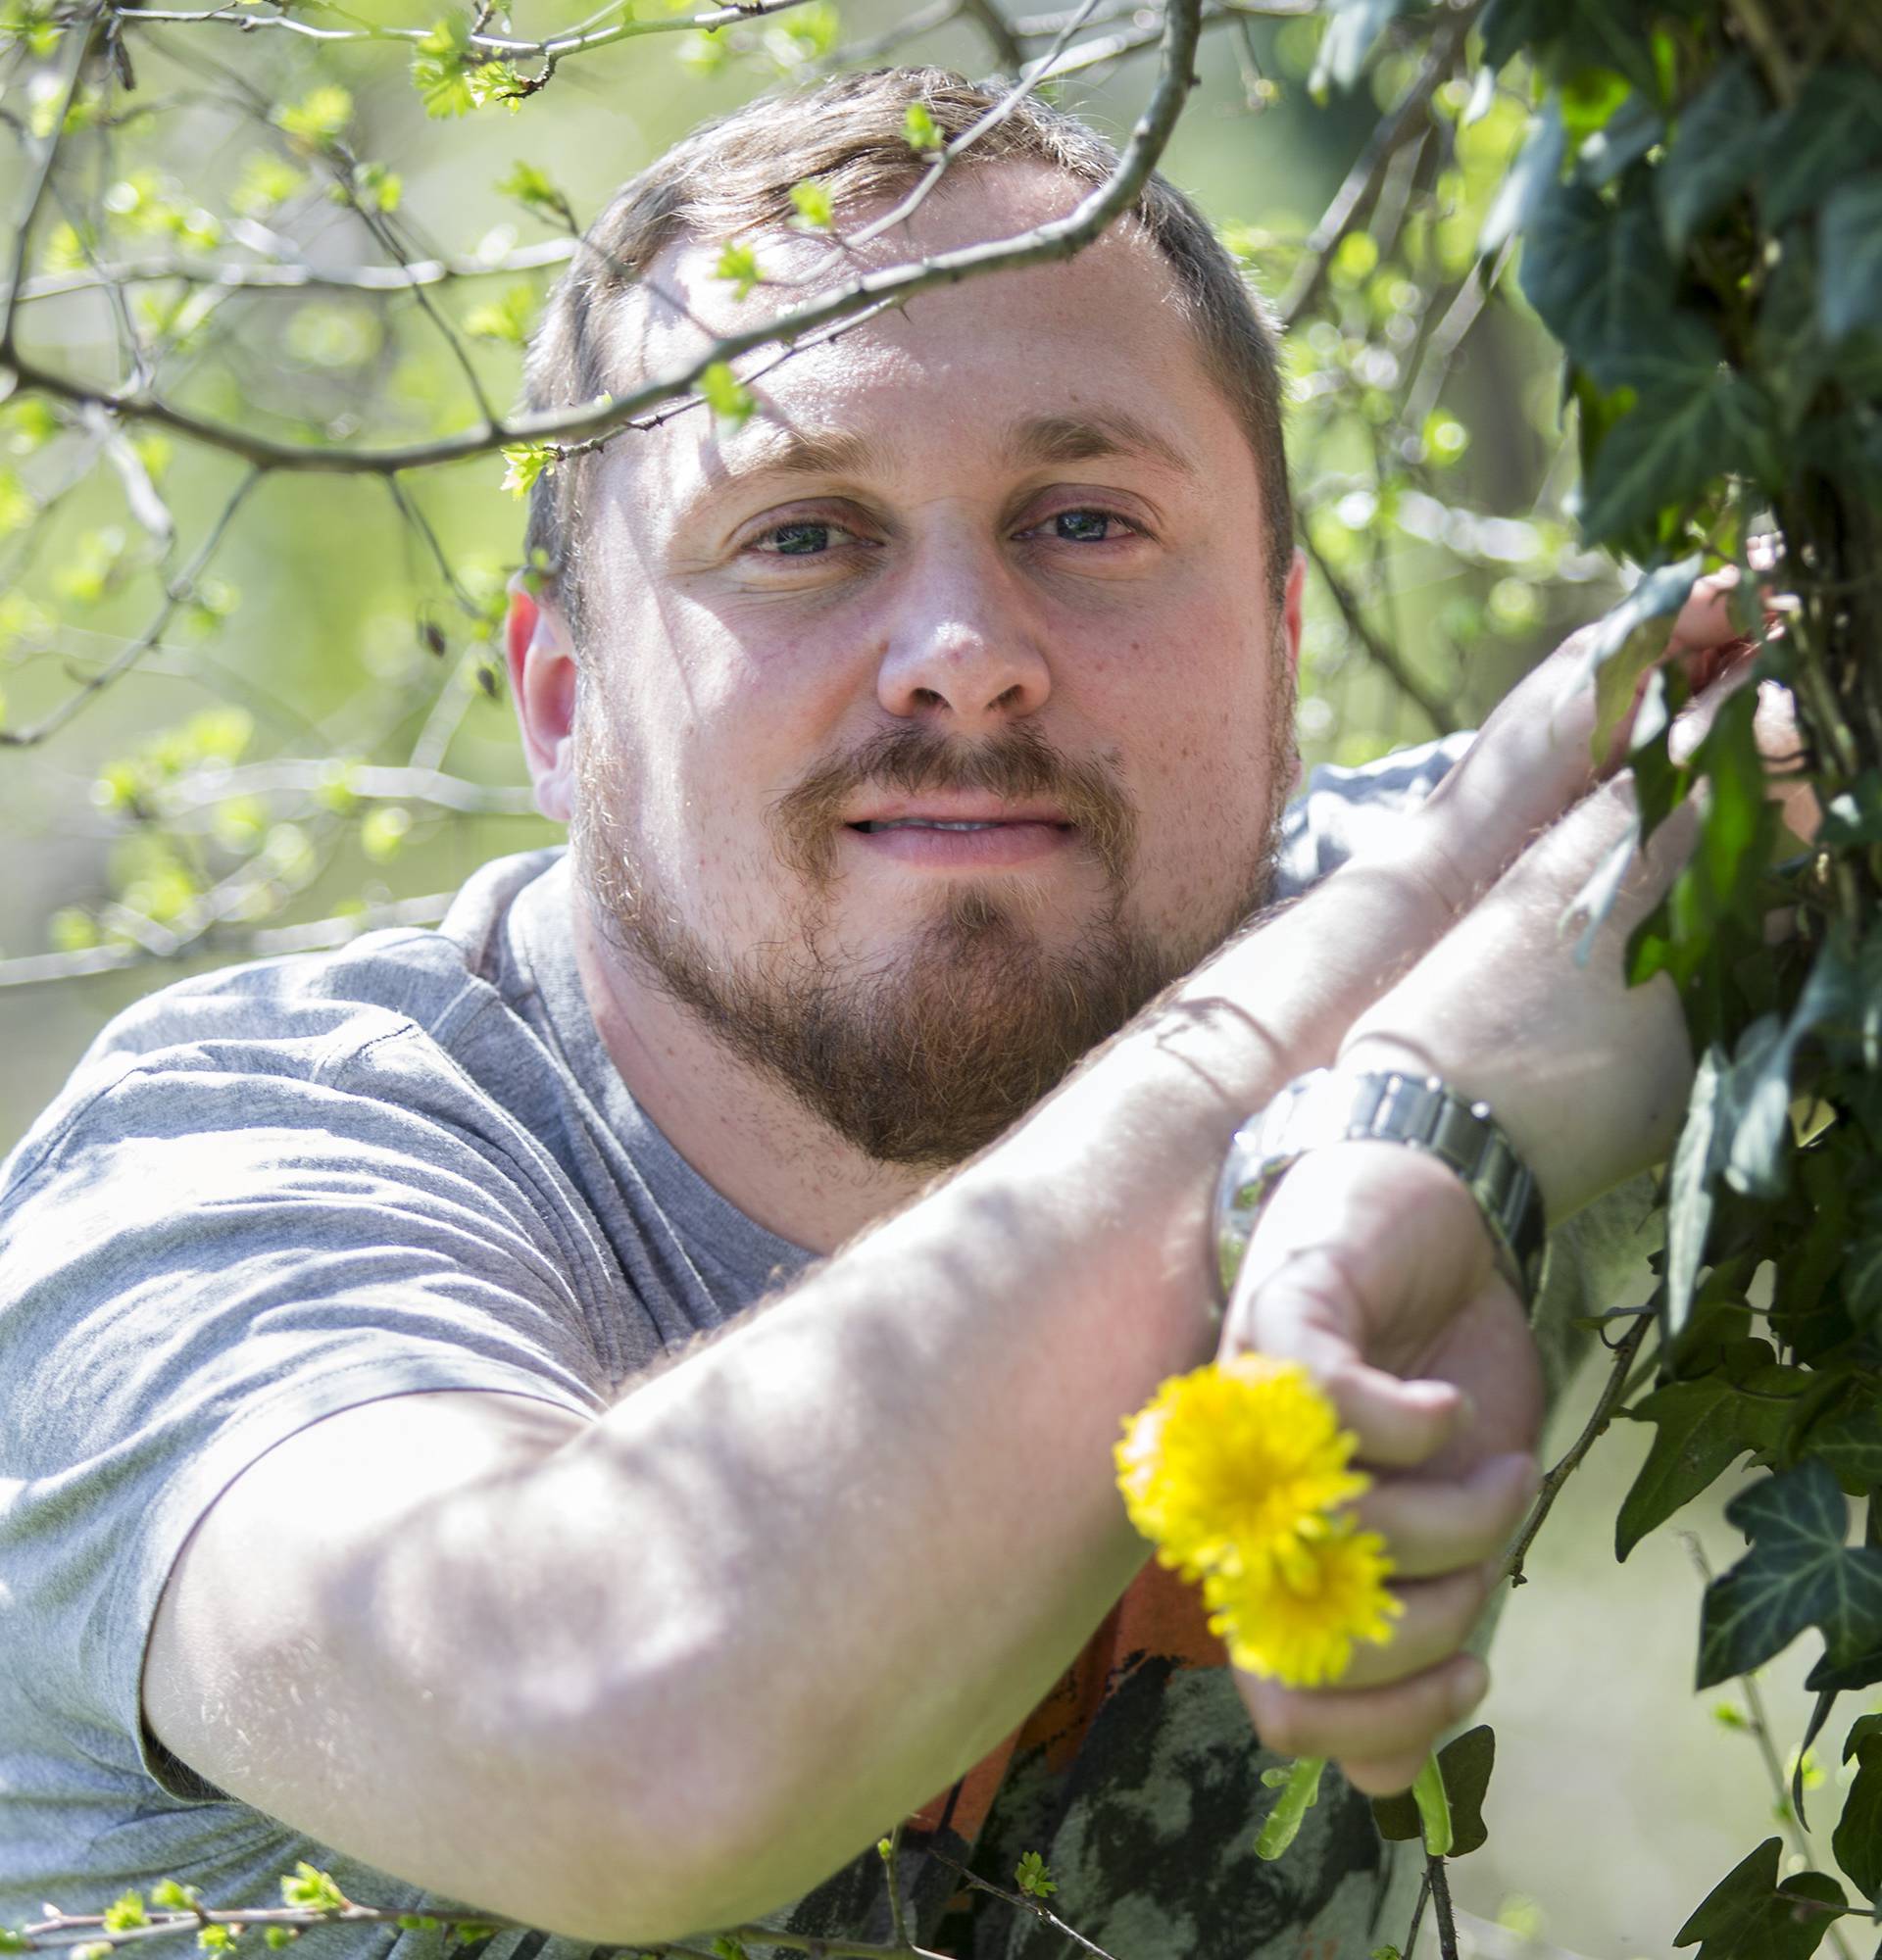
left=867, top=818, right=1004, bottom=832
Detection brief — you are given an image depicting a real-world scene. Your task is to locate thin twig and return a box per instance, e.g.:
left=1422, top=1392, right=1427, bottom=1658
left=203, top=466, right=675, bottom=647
left=8, top=238, right=577, bottom=307
left=881, top=1823, right=914, bottom=1953
left=846, top=0, right=1104, bottom=251
left=0, top=3, right=101, bottom=358
left=3, top=0, right=1205, bottom=475
left=959, top=0, right=1024, bottom=70
left=150, top=760, right=535, bottom=817
left=1724, top=0, right=1799, bottom=102
left=927, top=1851, right=1124, bottom=1960
left=1427, top=1855, right=1459, bottom=1960
left=0, top=466, right=263, bottom=747
left=1279, top=2, right=1479, bottom=328
left=1404, top=1868, right=1430, bottom=1958
left=1680, top=1537, right=1859, bottom=1960
left=1498, top=1311, right=1652, bottom=1588
left=1302, top=532, right=1457, bottom=735
left=108, top=0, right=822, bottom=59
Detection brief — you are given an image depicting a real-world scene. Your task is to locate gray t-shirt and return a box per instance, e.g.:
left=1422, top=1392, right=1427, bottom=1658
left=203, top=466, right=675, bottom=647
left=0, top=738, right=1651, bottom=1960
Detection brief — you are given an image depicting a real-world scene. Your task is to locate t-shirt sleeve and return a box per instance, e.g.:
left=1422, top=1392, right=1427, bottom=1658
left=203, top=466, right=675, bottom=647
left=0, top=1014, right=617, bottom=1802
left=1271, top=730, right=1479, bottom=901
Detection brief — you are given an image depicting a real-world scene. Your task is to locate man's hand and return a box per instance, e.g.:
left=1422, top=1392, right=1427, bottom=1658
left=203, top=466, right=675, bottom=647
left=1215, top=1144, right=1541, bottom=1795
left=1211, top=564, right=1785, bottom=1795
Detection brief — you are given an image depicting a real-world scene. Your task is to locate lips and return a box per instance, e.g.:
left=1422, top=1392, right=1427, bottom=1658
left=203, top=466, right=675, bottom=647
left=844, top=809, right=1076, bottom=869
left=852, top=816, right=1072, bottom=834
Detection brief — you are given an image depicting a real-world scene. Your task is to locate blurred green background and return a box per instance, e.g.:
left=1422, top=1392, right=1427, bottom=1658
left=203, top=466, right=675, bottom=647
left=1, top=7, right=1845, bottom=1952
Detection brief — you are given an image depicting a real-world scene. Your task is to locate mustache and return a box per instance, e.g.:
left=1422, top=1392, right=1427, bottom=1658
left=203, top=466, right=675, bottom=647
left=769, top=722, right=1138, bottom=890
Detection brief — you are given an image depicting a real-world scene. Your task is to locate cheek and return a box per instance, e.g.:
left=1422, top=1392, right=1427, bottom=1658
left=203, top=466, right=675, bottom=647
left=1105, top=615, right=1288, bottom=918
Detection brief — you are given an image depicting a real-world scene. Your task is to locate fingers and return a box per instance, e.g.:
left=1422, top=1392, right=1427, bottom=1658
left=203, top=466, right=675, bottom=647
left=1337, top=1564, right=1496, bottom=1689
left=1355, top=1453, right=1537, bottom=1578
left=1237, top=1652, right=1490, bottom=1788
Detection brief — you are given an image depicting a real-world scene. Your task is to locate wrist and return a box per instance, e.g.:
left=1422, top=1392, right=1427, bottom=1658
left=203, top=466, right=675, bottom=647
left=1214, top=1066, right=1546, bottom=1314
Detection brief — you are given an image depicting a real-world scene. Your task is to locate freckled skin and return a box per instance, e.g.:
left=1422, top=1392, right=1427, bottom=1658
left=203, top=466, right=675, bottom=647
left=519, top=163, right=1304, bottom=1245
left=573, top=165, right=1298, bottom=1001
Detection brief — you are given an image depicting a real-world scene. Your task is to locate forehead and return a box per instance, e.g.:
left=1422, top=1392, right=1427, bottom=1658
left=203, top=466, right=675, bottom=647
left=598, top=164, right=1251, bottom=494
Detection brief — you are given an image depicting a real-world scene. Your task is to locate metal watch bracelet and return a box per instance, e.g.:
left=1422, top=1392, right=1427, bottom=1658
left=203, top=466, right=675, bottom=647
left=1212, top=1067, right=1547, bottom=1315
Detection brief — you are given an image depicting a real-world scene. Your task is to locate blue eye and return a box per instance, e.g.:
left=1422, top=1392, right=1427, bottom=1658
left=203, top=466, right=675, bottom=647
left=767, top=521, right=834, bottom=556
left=1054, top=510, right=1117, bottom=542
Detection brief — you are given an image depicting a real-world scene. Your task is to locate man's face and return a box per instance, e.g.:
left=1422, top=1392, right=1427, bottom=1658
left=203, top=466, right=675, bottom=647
left=566, top=165, right=1300, bottom=1167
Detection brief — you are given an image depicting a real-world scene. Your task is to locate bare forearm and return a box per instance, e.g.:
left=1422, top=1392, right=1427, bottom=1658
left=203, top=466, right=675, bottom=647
left=506, top=855, right=1457, bottom=1937
left=1341, top=779, right=1696, bottom=1220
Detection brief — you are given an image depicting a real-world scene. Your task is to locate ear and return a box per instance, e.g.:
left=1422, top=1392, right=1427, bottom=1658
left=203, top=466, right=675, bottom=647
left=507, top=572, right=579, bottom=825
left=1283, top=549, right=1307, bottom=795
left=1282, top=548, right=1306, bottom=681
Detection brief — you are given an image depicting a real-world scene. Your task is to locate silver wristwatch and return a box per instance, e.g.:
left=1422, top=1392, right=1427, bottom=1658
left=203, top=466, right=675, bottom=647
left=1213, top=1067, right=1547, bottom=1312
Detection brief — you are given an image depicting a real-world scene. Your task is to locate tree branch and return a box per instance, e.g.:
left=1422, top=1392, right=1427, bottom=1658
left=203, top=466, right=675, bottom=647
left=8, top=230, right=578, bottom=308
left=103, top=0, right=824, bottom=60
left=847, top=0, right=1105, bottom=250
left=1, top=3, right=102, bottom=360
left=926, top=1852, right=1124, bottom=1960
left=3, top=0, right=1204, bottom=475
left=959, top=0, right=1025, bottom=72
left=1279, top=0, right=1478, bottom=327
left=0, top=466, right=263, bottom=746
left=1497, top=1310, right=1653, bottom=1589
left=1302, top=531, right=1459, bottom=735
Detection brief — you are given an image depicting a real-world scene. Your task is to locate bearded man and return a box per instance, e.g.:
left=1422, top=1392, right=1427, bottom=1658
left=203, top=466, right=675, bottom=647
left=0, top=68, right=1735, bottom=1960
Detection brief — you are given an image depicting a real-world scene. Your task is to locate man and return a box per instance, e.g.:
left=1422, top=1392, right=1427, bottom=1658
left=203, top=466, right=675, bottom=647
left=1, top=69, right=1720, bottom=1960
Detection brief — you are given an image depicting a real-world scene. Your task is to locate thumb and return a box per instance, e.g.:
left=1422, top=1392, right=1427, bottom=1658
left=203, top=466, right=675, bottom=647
left=1218, top=1147, right=1478, bottom=1468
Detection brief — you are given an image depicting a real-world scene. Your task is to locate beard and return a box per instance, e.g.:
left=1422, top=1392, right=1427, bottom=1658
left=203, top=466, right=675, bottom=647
left=574, top=705, right=1293, bottom=1170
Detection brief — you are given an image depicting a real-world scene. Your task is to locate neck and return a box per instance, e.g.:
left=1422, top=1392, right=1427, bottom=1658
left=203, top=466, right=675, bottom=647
left=569, top=881, right=931, bottom=1255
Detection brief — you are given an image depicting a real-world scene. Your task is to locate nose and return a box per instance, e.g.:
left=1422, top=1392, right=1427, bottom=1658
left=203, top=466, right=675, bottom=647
left=874, top=528, right=1052, bottom=732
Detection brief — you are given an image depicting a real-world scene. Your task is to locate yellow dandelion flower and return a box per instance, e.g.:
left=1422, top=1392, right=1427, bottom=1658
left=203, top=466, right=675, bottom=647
left=1114, top=1356, right=1369, bottom=1582
left=1201, top=1514, right=1402, bottom=1688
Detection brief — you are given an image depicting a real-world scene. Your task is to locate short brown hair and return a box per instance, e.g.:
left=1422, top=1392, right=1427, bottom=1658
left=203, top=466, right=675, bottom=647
left=522, top=67, right=1293, bottom=628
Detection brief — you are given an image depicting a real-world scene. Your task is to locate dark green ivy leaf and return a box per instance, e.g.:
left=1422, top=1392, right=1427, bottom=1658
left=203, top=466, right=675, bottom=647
left=1616, top=1362, right=1795, bottom=1560
left=1698, top=1460, right=1882, bottom=1689
left=1657, top=56, right=1766, bottom=252
left=1818, top=172, right=1882, bottom=347
left=1521, top=184, right=1680, bottom=390
left=1579, top=358, right=1773, bottom=547
left=1578, top=90, right=1662, bottom=188
left=1761, top=70, right=1882, bottom=230
left=1833, top=1736, right=1882, bottom=1904
left=1368, top=1725, right=1494, bottom=1855
left=1845, top=1237, right=1882, bottom=1335
left=1578, top=554, right=1701, bottom=754
left=1816, top=775, right=1882, bottom=850
left=1665, top=1045, right=1725, bottom=1340
left=1479, top=0, right=1553, bottom=73
left=1844, top=1714, right=1882, bottom=1762
left=1674, top=1838, right=1847, bottom=1958
left=1808, top=1643, right=1882, bottom=1694
left=1802, top=1397, right=1882, bottom=1495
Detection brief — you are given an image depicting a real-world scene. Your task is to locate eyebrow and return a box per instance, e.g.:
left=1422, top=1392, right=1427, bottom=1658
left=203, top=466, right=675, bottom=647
left=699, top=406, right=1198, bottom=499
left=1003, top=411, right=1200, bottom=480
left=708, top=422, right=887, bottom=487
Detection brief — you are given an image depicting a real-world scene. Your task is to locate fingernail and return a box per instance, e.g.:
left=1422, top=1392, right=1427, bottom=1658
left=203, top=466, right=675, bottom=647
left=1448, top=1657, right=1489, bottom=1722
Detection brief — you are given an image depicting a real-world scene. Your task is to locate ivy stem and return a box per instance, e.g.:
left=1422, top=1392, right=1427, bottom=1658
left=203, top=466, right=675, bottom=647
left=1253, top=1755, right=1325, bottom=1860
left=1681, top=1538, right=1858, bottom=1960
left=1426, top=1852, right=1460, bottom=1960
